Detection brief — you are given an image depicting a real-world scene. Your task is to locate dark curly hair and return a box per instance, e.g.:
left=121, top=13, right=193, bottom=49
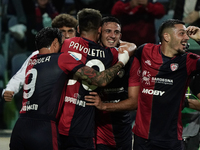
left=51, top=14, right=78, bottom=28
left=35, top=27, right=63, bottom=50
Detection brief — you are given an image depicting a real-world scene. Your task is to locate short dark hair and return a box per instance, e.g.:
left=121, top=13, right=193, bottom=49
left=35, top=27, right=63, bottom=50
left=77, top=8, right=102, bottom=33
left=51, top=13, right=78, bottom=28
left=158, top=19, right=185, bottom=42
left=101, top=16, right=121, bottom=27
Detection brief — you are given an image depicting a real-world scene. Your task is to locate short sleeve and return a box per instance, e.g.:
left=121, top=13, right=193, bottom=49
left=129, top=57, right=141, bottom=87
left=58, top=52, right=85, bottom=74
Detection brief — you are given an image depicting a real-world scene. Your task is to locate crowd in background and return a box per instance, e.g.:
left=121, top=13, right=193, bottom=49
left=0, top=0, right=174, bottom=76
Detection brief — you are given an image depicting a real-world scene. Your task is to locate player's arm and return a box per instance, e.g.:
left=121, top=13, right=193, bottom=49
left=75, top=50, right=129, bottom=87
left=75, top=61, right=124, bottom=87
left=85, top=86, right=139, bottom=111
left=187, top=99, right=200, bottom=111
left=185, top=92, right=200, bottom=111
left=2, top=51, right=39, bottom=101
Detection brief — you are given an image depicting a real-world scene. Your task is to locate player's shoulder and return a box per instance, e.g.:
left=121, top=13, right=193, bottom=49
left=186, top=52, right=200, bottom=60
left=63, top=37, right=81, bottom=44
left=60, top=51, right=83, bottom=62
left=142, top=43, right=159, bottom=49
left=136, top=43, right=159, bottom=52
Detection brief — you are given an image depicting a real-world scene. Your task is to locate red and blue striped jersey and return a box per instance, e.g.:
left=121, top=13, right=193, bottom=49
left=129, top=43, right=200, bottom=141
left=20, top=52, right=85, bottom=121
left=58, top=37, right=118, bottom=137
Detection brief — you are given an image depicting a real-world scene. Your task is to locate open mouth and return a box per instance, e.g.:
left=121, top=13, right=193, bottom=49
left=181, top=42, right=187, bottom=47
left=181, top=42, right=190, bottom=51
left=108, top=40, right=114, bottom=44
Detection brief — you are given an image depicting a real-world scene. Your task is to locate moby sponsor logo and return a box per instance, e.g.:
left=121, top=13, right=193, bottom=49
left=142, top=88, right=165, bottom=96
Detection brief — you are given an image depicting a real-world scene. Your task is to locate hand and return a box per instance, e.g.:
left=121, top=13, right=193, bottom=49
left=119, top=40, right=137, bottom=56
left=137, top=0, right=148, bottom=7
left=186, top=26, right=200, bottom=42
left=130, top=0, right=139, bottom=8
left=183, top=11, right=199, bottom=24
left=3, top=91, right=14, bottom=102
left=85, top=92, right=105, bottom=110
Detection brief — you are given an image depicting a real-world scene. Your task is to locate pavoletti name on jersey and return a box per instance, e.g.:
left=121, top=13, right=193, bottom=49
left=142, top=88, right=165, bottom=96
left=69, top=41, right=105, bottom=58
left=21, top=104, right=38, bottom=111
left=28, top=56, right=51, bottom=66
left=65, top=96, right=86, bottom=107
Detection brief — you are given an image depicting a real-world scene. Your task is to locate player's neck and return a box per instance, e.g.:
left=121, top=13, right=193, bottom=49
left=80, top=31, right=98, bottom=43
left=39, top=47, right=53, bottom=54
left=160, top=44, right=175, bottom=58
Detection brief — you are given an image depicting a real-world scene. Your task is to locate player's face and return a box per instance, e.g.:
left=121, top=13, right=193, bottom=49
left=59, top=26, right=76, bottom=39
left=169, top=24, right=189, bottom=54
left=101, top=22, right=121, bottom=47
left=37, top=0, right=49, bottom=8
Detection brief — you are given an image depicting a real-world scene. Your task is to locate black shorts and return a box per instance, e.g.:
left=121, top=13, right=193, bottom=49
left=133, top=134, right=184, bottom=150
left=96, top=144, right=116, bottom=150
left=96, top=143, right=132, bottom=150
left=10, top=117, right=60, bottom=150
left=60, top=134, right=95, bottom=150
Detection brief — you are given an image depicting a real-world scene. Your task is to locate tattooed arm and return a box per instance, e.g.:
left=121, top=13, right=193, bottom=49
left=74, top=48, right=130, bottom=87
left=74, top=61, right=124, bottom=87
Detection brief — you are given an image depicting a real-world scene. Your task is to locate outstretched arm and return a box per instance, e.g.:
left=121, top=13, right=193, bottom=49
left=85, top=86, right=139, bottom=111
left=75, top=50, right=130, bottom=87
left=75, top=61, right=124, bottom=87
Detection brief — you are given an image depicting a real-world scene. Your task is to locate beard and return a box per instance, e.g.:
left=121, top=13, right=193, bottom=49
left=175, top=49, right=186, bottom=56
left=175, top=43, right=189, bottom=56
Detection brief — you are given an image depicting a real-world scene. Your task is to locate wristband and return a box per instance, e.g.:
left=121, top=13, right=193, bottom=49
left=118, top=50, right=129, bottom=66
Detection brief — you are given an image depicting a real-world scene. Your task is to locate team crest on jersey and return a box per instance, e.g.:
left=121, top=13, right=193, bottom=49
left=170, top=63, right=179, bottom=71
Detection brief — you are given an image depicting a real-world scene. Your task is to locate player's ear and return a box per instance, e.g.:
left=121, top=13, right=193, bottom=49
left=119, top=33, right=122, bottom=40
left=98, top=27, right=101, bottom=34
left=77, top=25, right=80, bottom=34
left=52, top=38, right=58, bottom=51
left=163, top=33, right=170, bottom=42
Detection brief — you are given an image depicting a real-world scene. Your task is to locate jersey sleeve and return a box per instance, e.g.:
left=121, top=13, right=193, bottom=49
left=186, top=53, right=200, bottom=74
left=110, top=47, right=119, bottom=66
left=58, top=52, right=85, bottom=74
left=128, top=45, right=144, bottom=87
left=129, top=56, right=141, bottom=87
left=2, top=51, right=39, bottom=97
left=61, top=39, right=70, bottom=53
